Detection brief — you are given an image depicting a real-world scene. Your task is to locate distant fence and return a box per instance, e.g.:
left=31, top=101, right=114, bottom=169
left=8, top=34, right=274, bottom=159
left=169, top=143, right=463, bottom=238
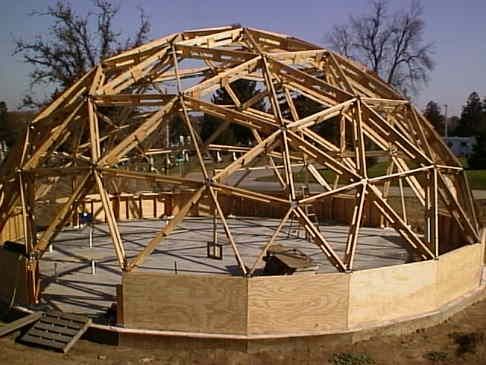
left=0, top=191, right=472, bottom=255
left=72, top=191, right=470, bottom=254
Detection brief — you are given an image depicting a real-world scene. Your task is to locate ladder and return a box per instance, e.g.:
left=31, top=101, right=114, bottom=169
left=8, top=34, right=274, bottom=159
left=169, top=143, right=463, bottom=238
left=20, top=311, right=91, bottom=353
left=286, top=186, right=321, bottom=239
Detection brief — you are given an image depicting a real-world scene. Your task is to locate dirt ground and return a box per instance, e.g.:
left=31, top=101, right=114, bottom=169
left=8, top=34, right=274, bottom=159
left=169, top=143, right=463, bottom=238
left=0, top=294, right=485, bottom=365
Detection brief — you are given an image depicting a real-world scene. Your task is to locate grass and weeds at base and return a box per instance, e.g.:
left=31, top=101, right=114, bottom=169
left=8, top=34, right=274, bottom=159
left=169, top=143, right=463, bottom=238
left=423, top=350, right=448, bottom=362
left=330, top=352, right=375, bottom=365
left=449, top=332, right=484, bottom=356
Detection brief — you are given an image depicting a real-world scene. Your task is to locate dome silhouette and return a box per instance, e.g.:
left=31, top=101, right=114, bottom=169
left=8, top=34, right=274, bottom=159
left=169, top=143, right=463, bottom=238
left=0, top=25, right=480, bottom=281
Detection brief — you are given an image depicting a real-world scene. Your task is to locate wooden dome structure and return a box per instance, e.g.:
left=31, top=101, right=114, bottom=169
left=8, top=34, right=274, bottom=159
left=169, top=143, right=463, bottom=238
left=0, top=25, right=480, bottom=303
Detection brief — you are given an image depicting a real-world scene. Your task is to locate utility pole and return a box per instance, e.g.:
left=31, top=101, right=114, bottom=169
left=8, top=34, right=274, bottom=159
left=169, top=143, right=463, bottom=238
left=443, top=104, right=448, bottom=137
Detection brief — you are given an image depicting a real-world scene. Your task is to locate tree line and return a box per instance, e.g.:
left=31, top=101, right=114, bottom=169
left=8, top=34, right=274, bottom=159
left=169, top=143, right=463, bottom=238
left=424, top=92, right=486, bottom=168
left=1, top=0, right=484, bottom=171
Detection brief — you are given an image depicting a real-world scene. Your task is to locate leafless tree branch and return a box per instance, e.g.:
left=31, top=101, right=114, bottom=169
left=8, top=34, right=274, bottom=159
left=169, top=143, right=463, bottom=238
left=326, top=0, right=434, bottom=96
left=13, top=0, right=151, bottom=109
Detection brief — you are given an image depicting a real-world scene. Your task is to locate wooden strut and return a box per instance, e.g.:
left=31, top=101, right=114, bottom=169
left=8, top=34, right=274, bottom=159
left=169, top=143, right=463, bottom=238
left=0, top=25, right=479, bottom=288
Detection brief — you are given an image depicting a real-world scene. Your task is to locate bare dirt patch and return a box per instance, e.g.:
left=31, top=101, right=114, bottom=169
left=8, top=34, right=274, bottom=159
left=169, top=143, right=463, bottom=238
left=0, top=295, right=485, bottom=364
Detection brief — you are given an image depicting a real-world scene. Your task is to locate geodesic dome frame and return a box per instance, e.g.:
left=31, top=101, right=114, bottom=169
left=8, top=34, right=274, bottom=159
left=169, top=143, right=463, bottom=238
left=0, top=25, right=480, bottom=302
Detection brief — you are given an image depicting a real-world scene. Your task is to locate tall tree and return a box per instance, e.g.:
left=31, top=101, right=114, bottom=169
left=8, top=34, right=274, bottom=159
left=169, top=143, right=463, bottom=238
left=326, top=0, right=434, bottom=95
left=455, top=92, right=485, bottom=137
left=468, top=130, right=486, bottom=169
left=14, top=0, right=150, bottom=108
left=423, top=101, right=444, bottom=135
left=0, top=102, right=29, bottom=157
left=285, top=95, right=339, bottom=145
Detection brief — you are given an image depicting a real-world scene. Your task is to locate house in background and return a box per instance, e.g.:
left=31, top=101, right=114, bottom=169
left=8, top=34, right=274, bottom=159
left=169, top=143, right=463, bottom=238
left=443, top=136, right=477, bottom=157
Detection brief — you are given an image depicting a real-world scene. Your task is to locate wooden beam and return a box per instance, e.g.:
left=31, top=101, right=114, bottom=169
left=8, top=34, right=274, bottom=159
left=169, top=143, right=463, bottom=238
left=100, top=47, right=171, bottom=95
left=184, top=56, right=261, bottom=97
left=248, top=207, right=293, bottom=276
left=344, top=182, right=367, bottom=269
left=94, top=171, right=126, bottom=269
left=207, top=187, right=247, bottom=275
left=299, top=180, right=363, bottom=205
left=213, top=130, right=281, bottom=182
left=212, top=182, right=289, bottom=206
left=368, top=184, right=435, bottom=259
left=98, top=97, right=177, bottom=166
left=35, top=173, right=94, bottom=254
left=102, top=168, right=202, bottom=188
left=288, top=99, right=355, bottom=130
left=267, top=58, right=354, bottom=105
left=184, top=96, right=278, bottom=131
left=23, top=102, right=85, bottom=170
left=127, top=186, right=206, bottom=270
left=32, top=68, right=94, bottom=124
left=286, top=129, right=360, bottom=180
left=293, top=206, right=347, bottom=272
left=437, top=172, right=479, bottom=243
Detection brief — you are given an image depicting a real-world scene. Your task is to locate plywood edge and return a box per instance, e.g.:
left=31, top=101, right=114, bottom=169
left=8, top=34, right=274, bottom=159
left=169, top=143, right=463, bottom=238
left=480, top=228, right=486, bottom=265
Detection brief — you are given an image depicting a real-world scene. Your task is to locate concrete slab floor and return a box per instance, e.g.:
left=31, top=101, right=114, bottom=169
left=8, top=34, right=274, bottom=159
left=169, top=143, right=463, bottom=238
left=38, top=217, right=411, bottom=318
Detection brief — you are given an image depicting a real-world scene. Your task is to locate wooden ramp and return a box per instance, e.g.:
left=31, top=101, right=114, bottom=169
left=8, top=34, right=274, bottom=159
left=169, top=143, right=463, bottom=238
left=20, top=311, right=91, bottom=353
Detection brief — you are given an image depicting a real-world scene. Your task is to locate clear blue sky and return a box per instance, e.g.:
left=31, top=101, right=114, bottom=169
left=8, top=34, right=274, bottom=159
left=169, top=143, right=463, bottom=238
left=1, top=0, right=485, bottom=116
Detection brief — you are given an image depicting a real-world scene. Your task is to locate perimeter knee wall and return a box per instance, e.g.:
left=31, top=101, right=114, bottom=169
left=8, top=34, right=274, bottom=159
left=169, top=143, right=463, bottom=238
left=118, top=242, right=484, bottom=337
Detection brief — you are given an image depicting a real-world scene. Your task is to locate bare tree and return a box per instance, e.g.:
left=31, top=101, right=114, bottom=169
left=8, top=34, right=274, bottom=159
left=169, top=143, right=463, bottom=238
left=14, top=0, right=151, bottom=108
left=326, top=0, right=434, bottom=95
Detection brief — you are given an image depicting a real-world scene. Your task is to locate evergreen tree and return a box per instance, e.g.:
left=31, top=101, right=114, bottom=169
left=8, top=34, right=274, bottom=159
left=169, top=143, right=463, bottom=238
left=200, top=80, right=263, bottom=145
left=455, top=92, right=485, bottom=136
left=423, top=101, right=444, bottom=135
left=290, top=95, right=339, bottom=145
left=468, top=130, right=486, bottom=169
left=0, top=102, right=22, bottom=148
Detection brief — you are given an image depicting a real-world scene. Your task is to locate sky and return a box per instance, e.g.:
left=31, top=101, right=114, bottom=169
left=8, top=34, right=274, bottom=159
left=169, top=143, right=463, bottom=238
left=0, top=0, right=485, bottom=117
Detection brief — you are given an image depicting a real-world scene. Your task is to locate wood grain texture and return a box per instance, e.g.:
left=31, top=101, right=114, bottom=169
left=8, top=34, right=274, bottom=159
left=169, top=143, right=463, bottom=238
left=0, top=211, right=24, bottom=243
left=247, top=273, right=349, bottom=335
left=348, top=260, right=438, bottom=328
left=140, top=197, right=155, bottom=219
left=481, top=228, right=486, bottom=264
left=122, top=272, right=247, bottom=334
left=436, top=244, right=482, bottom=306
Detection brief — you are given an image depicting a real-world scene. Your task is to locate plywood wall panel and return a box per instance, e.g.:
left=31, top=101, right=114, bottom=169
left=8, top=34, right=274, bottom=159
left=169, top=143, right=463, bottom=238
left=141, top=196, right=155, bottom=218
left=122, top=273, right=247, bottom=334
left=247, top=273, right=349, bottom=335
left=348, top=260, right=437, bottom=328
left=0, top=211, right=24, bottom=243
left=436, top=244, right=482, bottom=306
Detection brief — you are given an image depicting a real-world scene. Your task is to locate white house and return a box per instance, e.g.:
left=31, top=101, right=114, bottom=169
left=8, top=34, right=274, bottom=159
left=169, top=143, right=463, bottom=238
left=443, top=136, right=477, bottom=157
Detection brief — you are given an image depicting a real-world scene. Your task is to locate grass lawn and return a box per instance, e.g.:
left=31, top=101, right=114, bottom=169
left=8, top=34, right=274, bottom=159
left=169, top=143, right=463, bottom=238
left=464, top=170, right=486, bottom=190
left=256, top=160, right=486, bottom=190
